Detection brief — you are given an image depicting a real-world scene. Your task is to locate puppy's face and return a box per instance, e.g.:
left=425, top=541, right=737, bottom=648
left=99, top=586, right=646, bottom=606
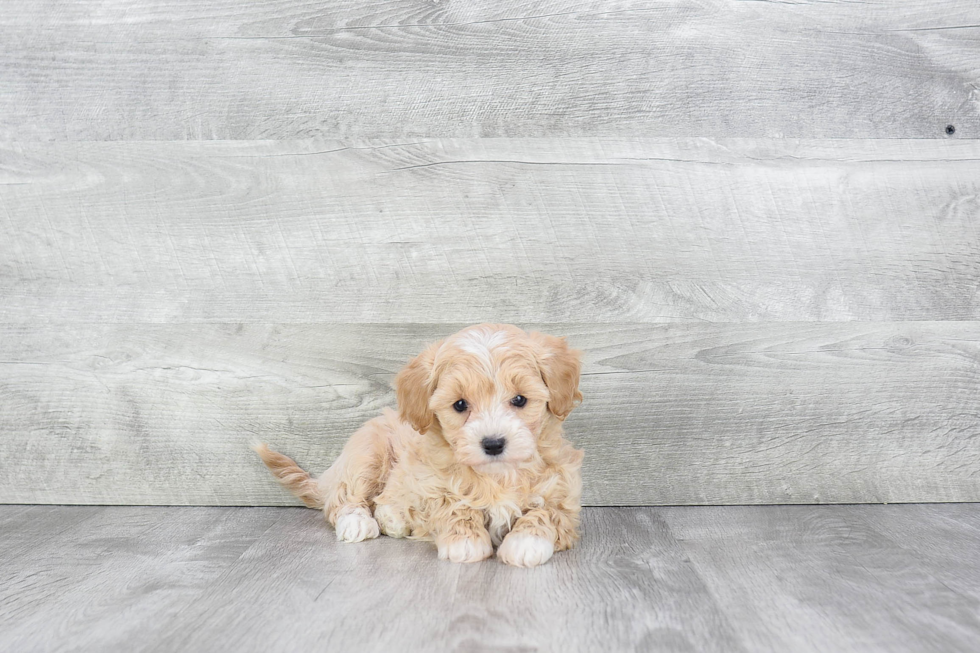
left=397, top=325, right=582, bottom=473
left=430, top=332, right=549, bottom=471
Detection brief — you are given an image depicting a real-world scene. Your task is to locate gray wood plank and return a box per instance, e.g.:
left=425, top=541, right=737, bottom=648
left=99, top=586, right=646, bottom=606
left=144, top=508, right=461, bottom=653
left=843, top=504, right=980, bottom=610
left=0, top=504, right=37, bottom=528
left=0, top=506, right=284, bottom=653
left=1, top=0, right=977, bottom=139
left=448, top=507, right=745, bottom=652
left=3, top=505, right=980, bottom=652
left=662, top=505, right=980, bottom=653
left=2, top=139, right=979, bottom=323
left=0, top=506, right=106, bottom=560
left=1, top=321, right=977, bottom=506
left=0, top=506, right=741, bottom=652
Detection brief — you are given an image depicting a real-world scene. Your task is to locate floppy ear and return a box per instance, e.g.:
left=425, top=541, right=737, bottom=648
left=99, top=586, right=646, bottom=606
left=530, top=332, right=583, bottom=421
left=396, top=340, right=443, bottom=434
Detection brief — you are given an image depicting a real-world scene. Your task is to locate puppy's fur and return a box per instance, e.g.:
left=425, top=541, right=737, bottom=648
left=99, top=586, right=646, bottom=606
left=255, top=324, right=584, bottom=567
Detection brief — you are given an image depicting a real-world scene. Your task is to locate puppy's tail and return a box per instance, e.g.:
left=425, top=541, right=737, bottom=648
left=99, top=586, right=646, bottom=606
left=252, top=442, right=324, bottom=510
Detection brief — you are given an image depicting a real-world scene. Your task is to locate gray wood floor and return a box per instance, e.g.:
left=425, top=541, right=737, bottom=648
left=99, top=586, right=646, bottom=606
left=2, top=505, right=979, bottom=652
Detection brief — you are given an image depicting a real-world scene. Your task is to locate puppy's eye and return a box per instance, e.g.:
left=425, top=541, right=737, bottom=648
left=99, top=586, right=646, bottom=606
left=511, top=395, right=527, bottom=408
left=453, top=399, right=468, bottom=413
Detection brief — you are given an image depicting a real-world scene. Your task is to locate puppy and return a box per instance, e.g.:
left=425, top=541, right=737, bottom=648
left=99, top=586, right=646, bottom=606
left=254, top=323, right=584, bottom=567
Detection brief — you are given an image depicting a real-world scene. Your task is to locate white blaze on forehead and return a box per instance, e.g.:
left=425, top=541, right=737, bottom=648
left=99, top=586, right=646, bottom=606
left=455, top=326, right=511, bottom=375
left=466, top=397, right=517, bottom=437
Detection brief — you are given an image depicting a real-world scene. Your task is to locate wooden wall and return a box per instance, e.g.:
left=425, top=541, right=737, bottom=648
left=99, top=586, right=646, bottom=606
left=1, top=0, right=978, bottom=505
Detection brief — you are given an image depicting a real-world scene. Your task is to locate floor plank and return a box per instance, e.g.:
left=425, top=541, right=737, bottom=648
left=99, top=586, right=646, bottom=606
left=1, top=1, right=977, bottom=139
left=2, top=505, right=979, bottom=652
left=145, top=509, right=461, bottom=653
left=846, top=504, right=980, bottom=612
left=662, top=505, right=980, bottom=653
left=0, top=506, right=106, bottom=561
left=448, top=508, right=744, bottom=652
left=0, top=507, right=283, bottom=653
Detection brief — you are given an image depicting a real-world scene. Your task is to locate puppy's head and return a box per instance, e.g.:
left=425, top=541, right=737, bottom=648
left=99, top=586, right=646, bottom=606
left=396, top=324, right=582, bottom=473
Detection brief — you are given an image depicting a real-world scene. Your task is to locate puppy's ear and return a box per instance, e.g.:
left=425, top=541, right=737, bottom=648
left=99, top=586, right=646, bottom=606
left=396, top=340, right=443, bottom=434
left=530, top=332, right=583, bottom=421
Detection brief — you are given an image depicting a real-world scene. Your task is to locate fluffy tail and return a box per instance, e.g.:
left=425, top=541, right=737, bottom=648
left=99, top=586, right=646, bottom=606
left=252, top=443, right=324, bottom=509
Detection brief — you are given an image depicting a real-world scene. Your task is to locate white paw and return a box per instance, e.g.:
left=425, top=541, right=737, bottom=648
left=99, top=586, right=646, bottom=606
left=437, top=535, right=493, bottom=564
left=497, top=532, right=555, bottom=568
left=374, top=504, right=410, bottom=538
left=335, top=511, right=380, bottom=543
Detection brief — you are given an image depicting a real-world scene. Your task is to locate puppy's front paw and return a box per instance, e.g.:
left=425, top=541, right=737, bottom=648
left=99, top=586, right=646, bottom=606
left=437, top=533, right=493, bottom=564
left=374, top=503, right=411, bottom=539
left=497, top=532, right=555, bottom=568
left=335, top=511, right=380, bottom=543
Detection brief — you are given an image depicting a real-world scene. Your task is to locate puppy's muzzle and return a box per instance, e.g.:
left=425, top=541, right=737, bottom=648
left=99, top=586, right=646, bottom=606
left=481, top=436, right=507, bottom=456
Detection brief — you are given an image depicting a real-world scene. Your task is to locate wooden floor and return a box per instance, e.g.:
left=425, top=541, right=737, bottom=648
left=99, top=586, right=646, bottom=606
left=2, top=505, right=979, bottom=652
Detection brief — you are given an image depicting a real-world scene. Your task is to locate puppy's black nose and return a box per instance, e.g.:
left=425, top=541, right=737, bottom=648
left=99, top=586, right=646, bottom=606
left=481, top=437, right=506, bottom=456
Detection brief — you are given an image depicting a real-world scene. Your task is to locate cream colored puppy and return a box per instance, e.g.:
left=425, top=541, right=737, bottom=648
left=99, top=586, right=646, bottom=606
left=255, top=324, right=584, bottom=567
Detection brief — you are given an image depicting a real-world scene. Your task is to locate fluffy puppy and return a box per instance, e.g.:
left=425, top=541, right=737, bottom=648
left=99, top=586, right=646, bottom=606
left=254, top=323, right=584, bottom=567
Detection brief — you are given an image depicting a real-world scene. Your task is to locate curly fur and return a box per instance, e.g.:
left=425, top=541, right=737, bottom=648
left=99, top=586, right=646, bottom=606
left=255, top=324, right=584, bottom=567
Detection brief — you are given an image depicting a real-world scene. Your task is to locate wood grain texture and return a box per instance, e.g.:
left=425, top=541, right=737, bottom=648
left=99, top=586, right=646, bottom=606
left=145, top=508, right=463, bottom=653
left=847, top=504, right=980, bottom=616
left=3, top=505, right=980, bottom=652
left=446, top=508, right=744, bottom=652
left=1, top=321, right=977, bottom=506
left=3, top=138, right=979, bottom=324
left=0, top=506, right=106, bottom=561
left=1, top=0, right=978, bottom=140
left=663, top=505, right=980, bottom=652
left=0, top=506, right=284, bottom=652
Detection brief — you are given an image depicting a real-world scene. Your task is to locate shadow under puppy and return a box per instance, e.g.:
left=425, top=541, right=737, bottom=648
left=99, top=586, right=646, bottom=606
left=255, top=323, right=584, bottom=567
